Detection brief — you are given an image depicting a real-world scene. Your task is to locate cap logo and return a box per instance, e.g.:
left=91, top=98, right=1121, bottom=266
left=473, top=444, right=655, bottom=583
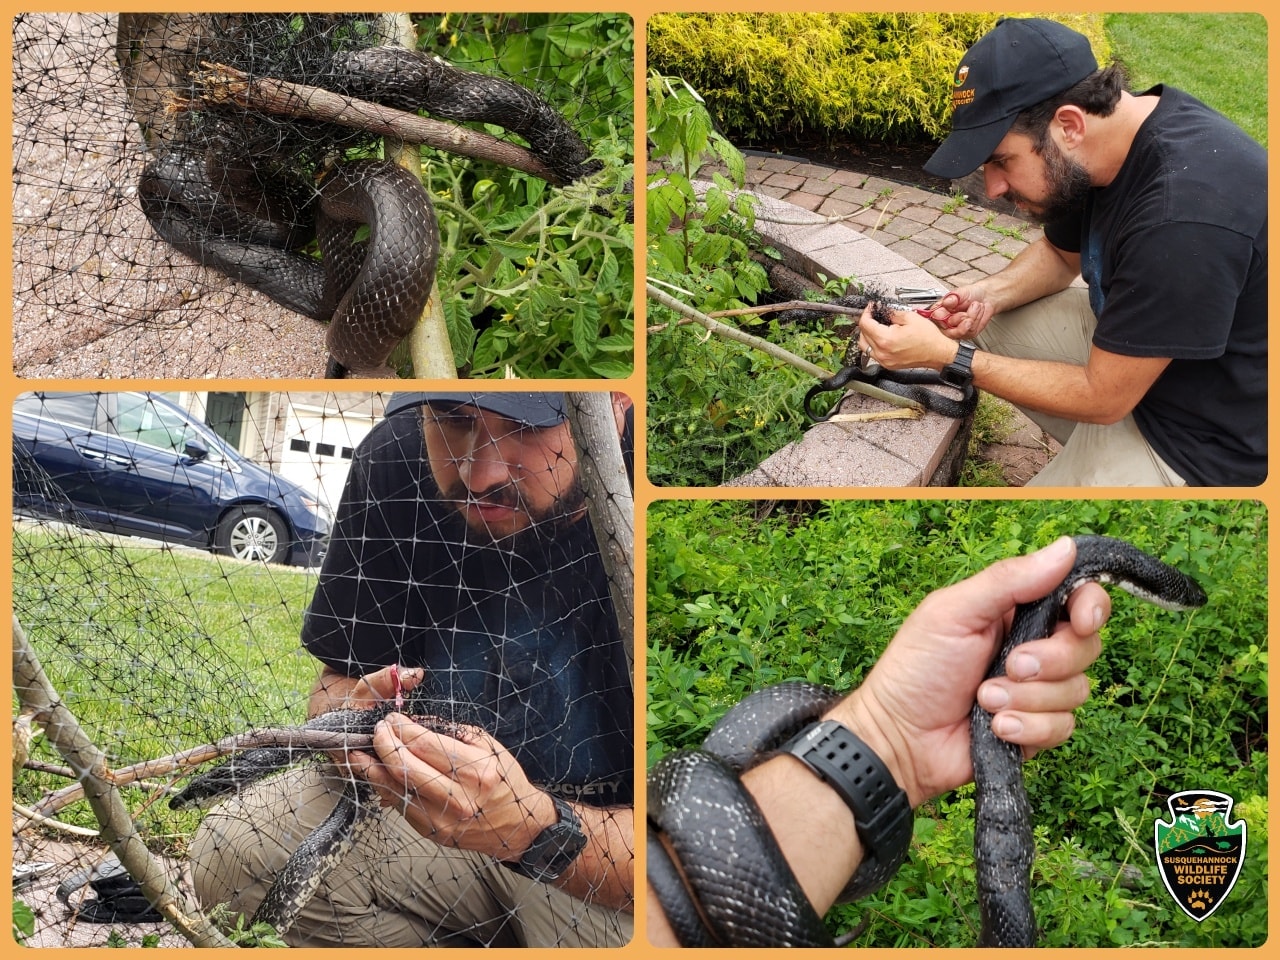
left=954, top=64, right=970, bottom=86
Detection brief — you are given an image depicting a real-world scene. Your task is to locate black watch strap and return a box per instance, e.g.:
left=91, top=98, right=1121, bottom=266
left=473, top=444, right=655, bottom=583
left=940, top=340, right=976, bottom=387
left=505, top=793, right=586, bottom=883
left=782, top=719, right=913, bottom=902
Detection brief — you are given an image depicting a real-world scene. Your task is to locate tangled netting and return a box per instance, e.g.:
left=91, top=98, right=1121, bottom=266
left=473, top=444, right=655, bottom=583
left=12, top=390, right=635, bottom=947
left=13, top=13, right=634, bottom=379
left=648, top=278, right=892, bottom=488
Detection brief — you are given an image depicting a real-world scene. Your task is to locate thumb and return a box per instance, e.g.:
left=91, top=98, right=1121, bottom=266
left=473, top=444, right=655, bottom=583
left=933, top=537, right=1078, bottom=632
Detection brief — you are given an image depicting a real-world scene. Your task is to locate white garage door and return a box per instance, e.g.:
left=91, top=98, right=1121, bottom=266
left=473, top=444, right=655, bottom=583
left=278, top=404, right=376, bottom=510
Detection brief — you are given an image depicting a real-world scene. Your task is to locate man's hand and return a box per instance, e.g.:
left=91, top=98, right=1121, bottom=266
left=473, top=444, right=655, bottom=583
left=834, top=536, right=1108, bottom=808
left=348, top=714, right=557, bottom=863
left=917, top=285, right=999, bottom=339
left=858, top=303, right=960, bottom=372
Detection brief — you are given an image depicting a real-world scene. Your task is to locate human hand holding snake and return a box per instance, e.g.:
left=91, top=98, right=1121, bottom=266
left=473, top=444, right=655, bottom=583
left=838, top=536, right=1108, bottom=809
left=349, top=712, right=557, bottom=864
left=649, top=537, right=1116, bottom=947
left=858, top=302, right=966, bottom=373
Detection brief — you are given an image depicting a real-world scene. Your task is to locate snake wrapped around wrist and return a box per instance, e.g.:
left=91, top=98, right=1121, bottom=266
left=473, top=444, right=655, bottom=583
left=647, top=535, right=1207, bottom=947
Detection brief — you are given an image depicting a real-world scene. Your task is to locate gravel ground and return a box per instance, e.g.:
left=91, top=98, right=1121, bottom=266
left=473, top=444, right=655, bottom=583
left=13, top=829, right=195, bottom=948
left=12, top=13, right=332, bottom=379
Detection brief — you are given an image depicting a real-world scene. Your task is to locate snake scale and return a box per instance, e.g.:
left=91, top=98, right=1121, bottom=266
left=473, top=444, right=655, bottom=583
left=172, top=698, right=468, bottom=934
left=648, top=536, right=1207, bottom=947
left=119, top=14, right=598, bottom=377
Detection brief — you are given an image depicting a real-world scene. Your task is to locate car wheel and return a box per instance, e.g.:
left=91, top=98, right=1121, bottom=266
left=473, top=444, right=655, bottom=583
left=214, top=506, right=290, bottom=564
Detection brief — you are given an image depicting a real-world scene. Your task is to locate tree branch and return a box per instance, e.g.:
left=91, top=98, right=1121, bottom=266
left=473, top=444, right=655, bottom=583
left=182, top=62, right=566, bottom=184
left=645, top=283, right=923, bottom=413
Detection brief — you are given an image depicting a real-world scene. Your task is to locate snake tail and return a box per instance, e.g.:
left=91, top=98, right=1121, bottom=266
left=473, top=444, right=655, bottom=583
left=251, top=780, right=375, bottom=935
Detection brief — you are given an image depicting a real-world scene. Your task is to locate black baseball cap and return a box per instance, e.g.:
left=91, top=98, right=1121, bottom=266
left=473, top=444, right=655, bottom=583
left=924, top=18, right=1098, bottom=179
left=387, top=391, right=568, bottom=427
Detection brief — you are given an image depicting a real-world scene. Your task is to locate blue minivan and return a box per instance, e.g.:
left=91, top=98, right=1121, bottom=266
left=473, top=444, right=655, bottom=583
left=13, top=391, right=331, bottom=566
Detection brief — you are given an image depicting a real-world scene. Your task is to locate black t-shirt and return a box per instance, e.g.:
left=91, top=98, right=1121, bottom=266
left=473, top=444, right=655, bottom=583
left=1044, top=86, right=1267, bottom=486
left=303, top=406, right=634, bottom=807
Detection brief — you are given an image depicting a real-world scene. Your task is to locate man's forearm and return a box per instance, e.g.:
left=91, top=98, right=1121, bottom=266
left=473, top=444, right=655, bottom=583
left=556, top=802, right=634, bottom=911
left=982, top=236, right=1080, bottom=314
left=970, top=349, right=1167, bottom=425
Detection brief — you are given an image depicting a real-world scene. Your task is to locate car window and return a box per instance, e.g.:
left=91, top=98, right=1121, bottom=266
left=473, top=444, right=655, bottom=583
left=112, top=394, right=201, bottom=454
left=15, top=392, right=100, bottom=428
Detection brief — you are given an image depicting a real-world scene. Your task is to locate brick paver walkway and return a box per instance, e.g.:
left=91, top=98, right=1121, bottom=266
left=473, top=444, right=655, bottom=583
left=743, top=154, right=1043, bottom=292
left=729, top=154, right=1062, bottom=486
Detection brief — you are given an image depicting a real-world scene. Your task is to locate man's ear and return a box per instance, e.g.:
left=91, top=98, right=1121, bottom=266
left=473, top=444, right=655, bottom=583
left=1054, top=104, right=1088, bottom=149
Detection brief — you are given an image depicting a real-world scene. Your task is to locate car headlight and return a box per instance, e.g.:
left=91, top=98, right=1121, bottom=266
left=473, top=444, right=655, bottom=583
left=301, top=497, right=333, bottom=527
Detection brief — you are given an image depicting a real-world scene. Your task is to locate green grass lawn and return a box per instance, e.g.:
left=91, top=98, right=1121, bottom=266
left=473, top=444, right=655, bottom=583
left=13, top=525, right=320, bottom=845
left=1106, top=13, right=1267, bottom=145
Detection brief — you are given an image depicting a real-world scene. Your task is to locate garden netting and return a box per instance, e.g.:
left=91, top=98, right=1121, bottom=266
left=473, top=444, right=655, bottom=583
left=12, top=389, right=635, bottom=947
left=13, top=13, right=634, bottom=379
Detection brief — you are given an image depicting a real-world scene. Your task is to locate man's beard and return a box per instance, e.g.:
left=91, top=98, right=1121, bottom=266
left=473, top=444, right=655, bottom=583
left=440, top=474, right=588, bottom=551
left=1007, top=137, right=1092, bottom=225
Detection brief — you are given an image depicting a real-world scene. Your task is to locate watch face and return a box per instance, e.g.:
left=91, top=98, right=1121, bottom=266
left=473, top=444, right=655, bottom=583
left=516, top=797, right=587, bottom=881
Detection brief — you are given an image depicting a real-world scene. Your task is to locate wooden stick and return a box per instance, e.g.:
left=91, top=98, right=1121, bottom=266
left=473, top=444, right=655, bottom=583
left=566, top=393, right=634, bottom=674
left=708, top=300, right=866, bottom=320
left=183, top=62, right=566, bottom=185
left=12, top=616, right=236, bottom=948
left=646, top=283, right=924, bottom=413
left=26, top=729, right=376, bottom=817
left=378, top=14, right=455, bottom=379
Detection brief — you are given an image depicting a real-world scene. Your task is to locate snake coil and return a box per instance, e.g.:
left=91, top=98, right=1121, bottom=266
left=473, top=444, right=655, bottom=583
left=121, top=14, right=600, bottom=377
left=647, top=536, right=1206, bottom=947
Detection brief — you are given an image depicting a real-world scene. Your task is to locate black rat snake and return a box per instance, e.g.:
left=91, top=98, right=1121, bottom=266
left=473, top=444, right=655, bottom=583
left=119, top=14, right=599, bottom=377
left=647, top=536, right=1207, bottom=947
left=793, top=293, right=978, bottom=422
left=171, top=696, right=470, bottom=935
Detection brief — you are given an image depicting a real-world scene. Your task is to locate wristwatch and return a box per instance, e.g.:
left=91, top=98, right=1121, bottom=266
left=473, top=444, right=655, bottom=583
left=940, top=341, right=976, bottom=388
left=782, top=719, right=913, bottom=901
left=506, top=794, right=587, bottom=883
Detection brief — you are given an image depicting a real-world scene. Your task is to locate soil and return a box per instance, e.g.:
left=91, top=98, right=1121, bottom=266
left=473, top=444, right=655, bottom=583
left=740, top=134, right=955, bottom=194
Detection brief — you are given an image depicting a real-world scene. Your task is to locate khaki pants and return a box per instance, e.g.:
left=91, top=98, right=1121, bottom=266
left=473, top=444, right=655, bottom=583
left=189, top=765, right=632, bottom=947
left=975, top=288, right=1186, bottom=487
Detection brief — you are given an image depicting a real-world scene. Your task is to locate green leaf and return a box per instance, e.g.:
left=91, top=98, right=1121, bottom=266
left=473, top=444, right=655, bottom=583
left=487, top=240, right=539, bottom=262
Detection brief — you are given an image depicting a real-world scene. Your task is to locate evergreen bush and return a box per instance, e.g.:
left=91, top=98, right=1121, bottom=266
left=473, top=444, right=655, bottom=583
left=647, top=13, right=1110, bottom=145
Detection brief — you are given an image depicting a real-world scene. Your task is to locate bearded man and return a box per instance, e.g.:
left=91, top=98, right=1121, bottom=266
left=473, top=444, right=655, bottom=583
left=859, top=17, right=1266, bottom=486
left=191, top=392, right=634, bottom=946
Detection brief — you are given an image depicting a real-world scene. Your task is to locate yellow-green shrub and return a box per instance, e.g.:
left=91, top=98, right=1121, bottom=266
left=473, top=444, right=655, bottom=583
left=647, top=13, right=1110, bottom=144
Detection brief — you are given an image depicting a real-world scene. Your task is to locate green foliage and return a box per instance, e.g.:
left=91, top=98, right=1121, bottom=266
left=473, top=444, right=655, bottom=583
left=208, top=905, right=289, bottom=947
left=647, top=13, right=1109, bottom=144
left=647, top=499, right=1267, bottom=945
left=106, top=930, right=162, bottom=947
left=646, top=74, right=849, bottom=485
left=646, top=73, right=765, bottom=307
left=412, top=14, right=634, bottom=378
left=958, top=393, right=1018, bottom=487
left=13, top=898, right=35, bottom=942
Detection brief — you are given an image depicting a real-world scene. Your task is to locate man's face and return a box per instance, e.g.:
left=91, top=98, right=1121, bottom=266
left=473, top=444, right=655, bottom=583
left=982, top=130, right=1092, bottom=225
left=422, top=403, right=585, bottom=544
